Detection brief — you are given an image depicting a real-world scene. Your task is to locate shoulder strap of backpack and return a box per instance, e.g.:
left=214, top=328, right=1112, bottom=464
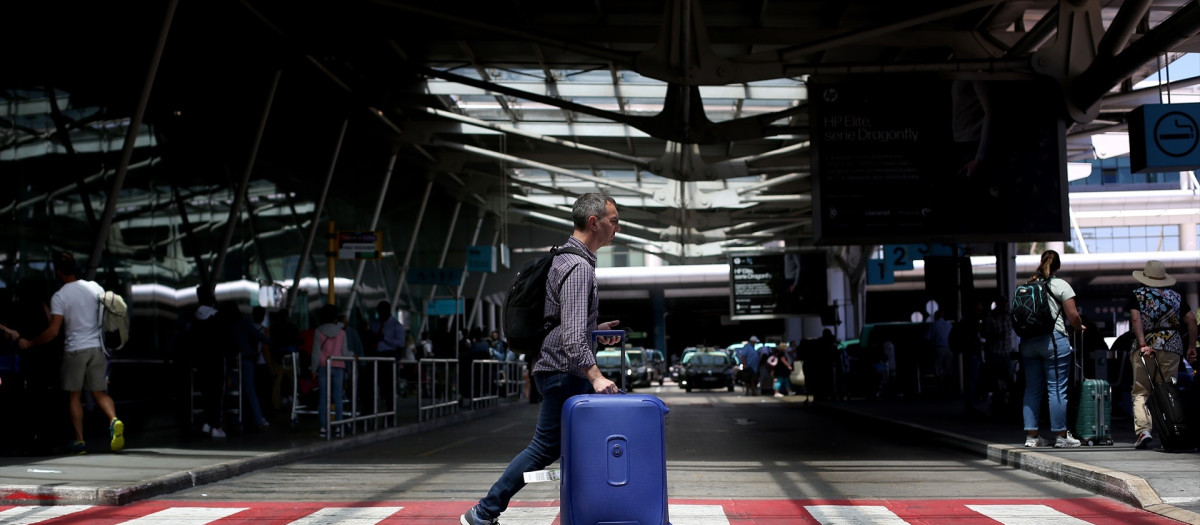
left=552, top=245, right=589, bottom=261
left=544, top=246, right=593, bottom=328
left=96, top=292, right=106, bottom=348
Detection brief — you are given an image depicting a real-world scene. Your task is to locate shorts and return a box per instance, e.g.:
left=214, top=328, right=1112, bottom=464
left=61, top=347, right=108, bottom=392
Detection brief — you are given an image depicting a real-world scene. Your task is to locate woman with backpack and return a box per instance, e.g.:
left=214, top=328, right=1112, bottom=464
left=1019, top=250, right=1084, bottom=448
left=311, top=304, right=347, bottom=438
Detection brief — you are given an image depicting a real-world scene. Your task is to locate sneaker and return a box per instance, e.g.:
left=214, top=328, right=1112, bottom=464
left=201, top=423, right=213, bottom=435
left=69, top=441, right=87, bottom=455
left=1134, top=430, right=1154, bottom=449
left=109, top=418, right=125, bottom=452
left=1024, top=435, right=1048, bottom=447
left=209, top=427, right=227, bottom=438
left=1055, top=432, right=1082, bottom=448
left=460, top=507, right=498, bottom=525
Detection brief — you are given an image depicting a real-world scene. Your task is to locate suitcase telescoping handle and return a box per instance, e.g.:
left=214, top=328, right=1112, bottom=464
left=593, top=330, right=628, bottom=391
left=1138, top=352, right=1171, bottom=386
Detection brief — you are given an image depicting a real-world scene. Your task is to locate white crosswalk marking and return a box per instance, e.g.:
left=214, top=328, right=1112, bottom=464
left=494, top=505, right=726, bottom=525
left=967, top=504, right=1094, bottom=525
left=117, top=507, right=248, bottom=524
left=0, top=505, right=93, bottom=524
left=805, top=505, right=910, bottom=524
left=669, top=504, right=731, bottom=525
left=288, top=507, right=404, bottom=524
left=496, top=507, right=560, bottom=524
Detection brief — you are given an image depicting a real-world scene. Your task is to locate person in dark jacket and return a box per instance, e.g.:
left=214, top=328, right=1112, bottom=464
left=227, top=304, right=275, bottom=430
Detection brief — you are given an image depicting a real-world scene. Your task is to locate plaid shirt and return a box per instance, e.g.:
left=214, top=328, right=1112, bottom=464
left=532, top=236, right=599, bottom=378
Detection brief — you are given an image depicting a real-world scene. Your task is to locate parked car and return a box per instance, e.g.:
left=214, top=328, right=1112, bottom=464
left=679, top=351, right=736, bottom=392
left=669, top=355, right=684, bottom=383
left=625, top=349, right=652, bottom=388
left=596, top=350, right=635, bottom=391
left=645, top=349, right=667, bottom=386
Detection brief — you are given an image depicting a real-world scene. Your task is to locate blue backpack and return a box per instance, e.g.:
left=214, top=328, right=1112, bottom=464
left=1010, top=278, right=1060, bottom=338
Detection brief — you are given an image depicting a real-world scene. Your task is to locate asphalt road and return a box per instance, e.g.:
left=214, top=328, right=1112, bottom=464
left=156, top=382, right=1098, bottom=504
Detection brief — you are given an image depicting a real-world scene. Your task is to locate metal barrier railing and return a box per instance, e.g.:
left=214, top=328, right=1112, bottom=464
left=324, top=356, right=397, bottom=439
left=469, top=359, right=525, bottom=409
left=418, top=358, right=459, bottom=421
left=501, top=361, right=524, bottom=402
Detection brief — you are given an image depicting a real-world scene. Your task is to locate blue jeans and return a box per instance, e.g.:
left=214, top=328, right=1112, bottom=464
left=1020, top=332, right=1072, bottom=432
left=240, top=359, right=266, bottom=426
left=476, top=372, right=592, bottom=521
left=317, top=366, right=345, bottom=428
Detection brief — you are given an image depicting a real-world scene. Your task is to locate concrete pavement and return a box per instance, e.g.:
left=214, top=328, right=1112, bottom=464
left=1, top=394, right=1197, bottom=524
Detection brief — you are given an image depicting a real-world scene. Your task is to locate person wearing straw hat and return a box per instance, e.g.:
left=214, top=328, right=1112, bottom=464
left=1127, top=260, right=1198, bottom=449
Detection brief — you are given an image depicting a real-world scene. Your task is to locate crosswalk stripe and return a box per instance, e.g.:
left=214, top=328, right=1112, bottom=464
left=805, top=505, right=909, bottom=524
left=288, top=506, right=404, bottom=524
left=0, top=505, right=93, bottom=524
left=495, top=507, right=560, bottom=524
left=118, top=507, right=248, bottom=524
left=966, top=504, right=1094, bottom=525
left=495, top=505, right=722, bottom=525
left=669, top=504, right=731, bottom=525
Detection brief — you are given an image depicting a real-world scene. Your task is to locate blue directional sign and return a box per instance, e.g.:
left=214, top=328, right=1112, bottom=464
left=407, top=267, right=464, bottom=286
left=1129, top=103, right=1200, bottom=173
left=882, top=245, right=916, bottom=270
left=467, top=245, right=496, bottom=273
left=867, top=259, right=895, bottom=285
left=426, top=298, right=464, bottom=316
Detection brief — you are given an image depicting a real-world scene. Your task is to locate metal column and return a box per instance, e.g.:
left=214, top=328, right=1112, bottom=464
left=995, top=241, right=1017, bottom=352
left=345, top=153, right=398, bottom=315
left=85, top=0, right=178, bottom=280
left=465, top=229, right=500, bottom=328
left=210, top=69, right=282, bottom=284
left=652, top=288, right=667, bottom=355
left=390, top=179, right=435, bottom=307
left=285, top=120, right=348, bottom=315
left=417, top=200, right=463, bottom=338
left=453, top=211, right=487, bottom=334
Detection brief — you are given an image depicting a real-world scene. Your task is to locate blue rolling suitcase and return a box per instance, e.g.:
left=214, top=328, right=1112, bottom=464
left=561, top=393, right=670, bottom=525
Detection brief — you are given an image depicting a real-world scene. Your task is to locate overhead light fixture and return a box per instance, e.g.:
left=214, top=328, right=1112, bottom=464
left=1091, top=132, right=1129, bottom=159
left=1067, top=162, right=1093, bottom=181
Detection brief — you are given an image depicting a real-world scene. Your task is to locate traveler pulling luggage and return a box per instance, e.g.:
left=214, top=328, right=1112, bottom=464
left=1140, top=352, right=1192, bottom=451
left=1072, top=330, right=1113, bottom=446
left=559, top=329, right=671, bottom=525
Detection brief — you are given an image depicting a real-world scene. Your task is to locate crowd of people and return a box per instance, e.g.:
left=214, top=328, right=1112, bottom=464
left=1, top=244, right=1194, bottom=462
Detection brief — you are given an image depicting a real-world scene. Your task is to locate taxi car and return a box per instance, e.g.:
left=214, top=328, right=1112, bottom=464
left=679, top=351, right=736, bottom=392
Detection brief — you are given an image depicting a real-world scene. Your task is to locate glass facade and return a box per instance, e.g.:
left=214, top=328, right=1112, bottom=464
left=1070, top=225, right=1180, bottom=253
left=1068, top=157, right=1179, bottom=189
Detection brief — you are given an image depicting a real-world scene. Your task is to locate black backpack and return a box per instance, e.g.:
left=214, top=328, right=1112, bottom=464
left=1010, top=278, right=1060, bottom=338
left=502, top=245, right=588, bottom=361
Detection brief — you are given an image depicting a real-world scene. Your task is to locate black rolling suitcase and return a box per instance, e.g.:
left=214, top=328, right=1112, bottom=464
left=1140, top=353, right=1192, bottom=451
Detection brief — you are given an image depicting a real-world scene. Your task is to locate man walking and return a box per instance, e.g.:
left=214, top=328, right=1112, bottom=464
left=737, top=336, right=761, bottom=396
left=18, top=252, right=125, bottom=454
left=460, top=193, right=623, bottom=525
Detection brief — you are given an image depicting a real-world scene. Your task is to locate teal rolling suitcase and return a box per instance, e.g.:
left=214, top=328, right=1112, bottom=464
left=1075, top=378, right=1114, bottom=446
left=1073, top=331, right=1113, bottom=446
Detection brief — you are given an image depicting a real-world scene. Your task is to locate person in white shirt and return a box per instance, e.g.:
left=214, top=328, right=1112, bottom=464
left=18, top=252, right=124, bottom=454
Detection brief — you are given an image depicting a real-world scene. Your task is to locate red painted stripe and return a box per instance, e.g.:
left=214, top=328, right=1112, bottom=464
left=0, top=498, right=1179, bottom=524
left=0, top=490, right=63, bottom=501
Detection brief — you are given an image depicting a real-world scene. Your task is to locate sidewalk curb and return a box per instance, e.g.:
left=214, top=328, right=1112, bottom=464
left=0, top=402, right=525, bottom=506
left=815, top=402, right=1200, bottom=525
